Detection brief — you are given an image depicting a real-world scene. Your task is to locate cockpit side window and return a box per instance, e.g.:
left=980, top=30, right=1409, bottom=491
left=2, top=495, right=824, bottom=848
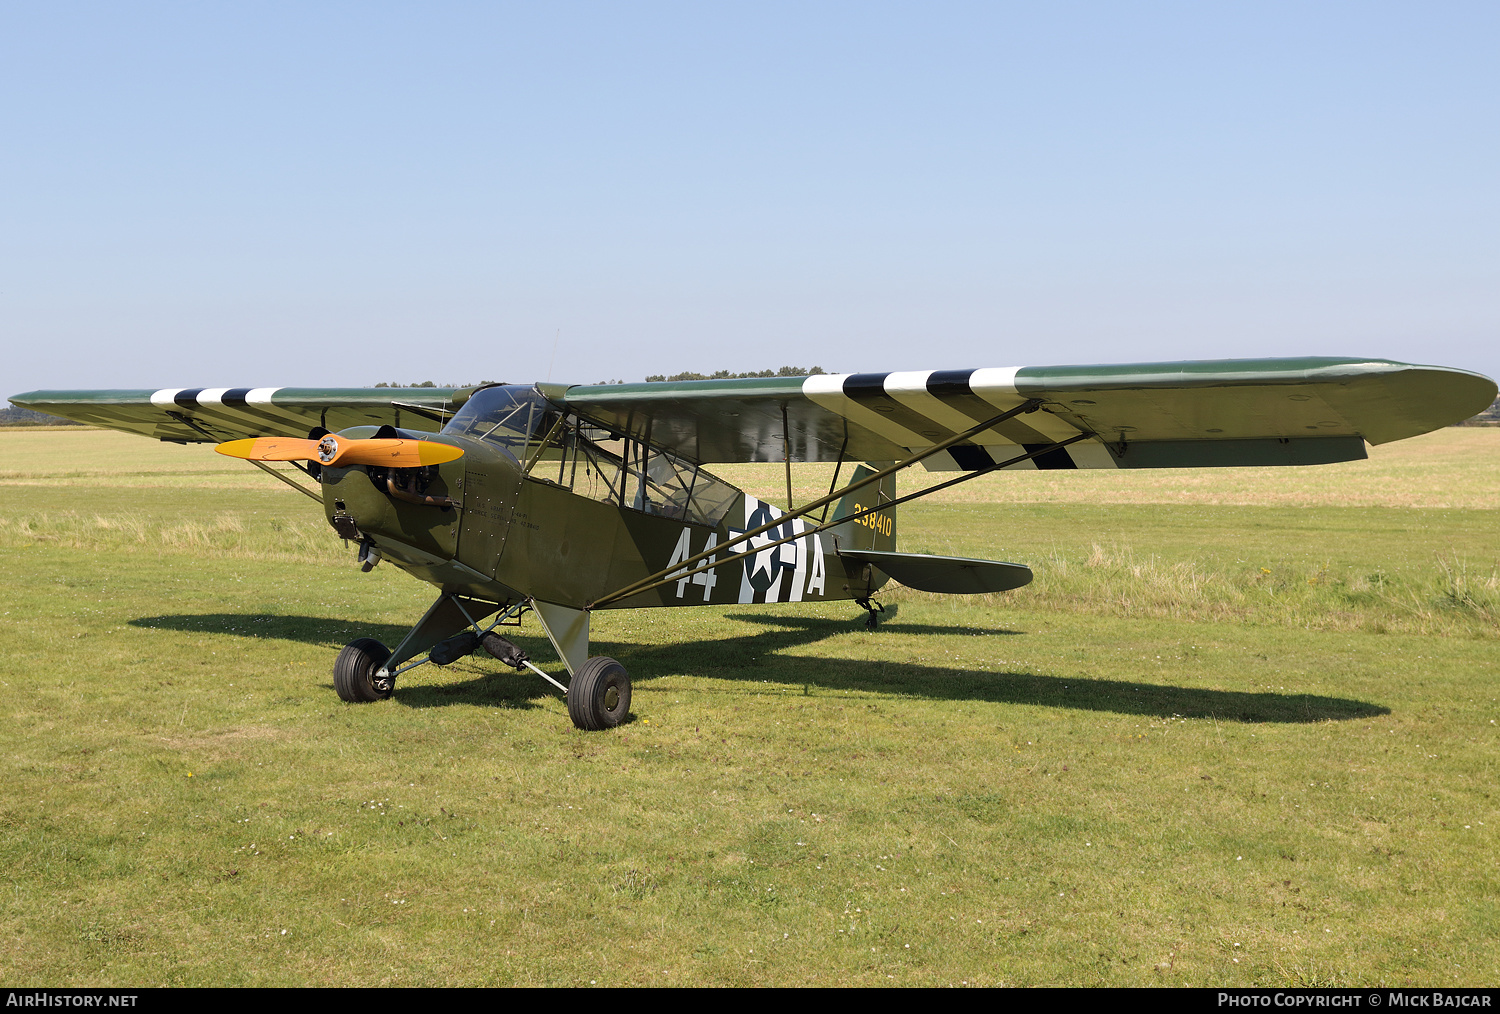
left=522, top=408, right=739, bottom=527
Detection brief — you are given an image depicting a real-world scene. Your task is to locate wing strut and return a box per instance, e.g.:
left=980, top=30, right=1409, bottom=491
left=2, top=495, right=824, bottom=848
left=593, top=431, right=1090, bottom=607
left=522, top=412, right=569, bottom=474
left=167, top=410, right=324, bottom=503
left=781, top=403, right=795, bottom=510
left=238, top=457, right=327, bottom=504
left=589, top=399, right=1071, bottom=608
left=820, top=431, right=850, bottom=523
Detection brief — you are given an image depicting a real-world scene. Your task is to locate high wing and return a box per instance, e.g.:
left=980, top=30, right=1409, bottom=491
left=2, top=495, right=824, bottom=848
left=11, top=358, right=1495, bottom=469
left=8, top=386, right=472, bottom=442
left=559, top=357, right=1497, bottom=469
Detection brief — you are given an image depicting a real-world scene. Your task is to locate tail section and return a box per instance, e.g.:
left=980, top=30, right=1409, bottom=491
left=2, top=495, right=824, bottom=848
left=828, top=464, right=897, bottom=553
left=829, top=464, right=1033, bottom=602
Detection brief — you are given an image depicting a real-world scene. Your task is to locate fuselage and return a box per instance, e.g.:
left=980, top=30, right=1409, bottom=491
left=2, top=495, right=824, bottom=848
left=319, top=385, right=892, bottom=612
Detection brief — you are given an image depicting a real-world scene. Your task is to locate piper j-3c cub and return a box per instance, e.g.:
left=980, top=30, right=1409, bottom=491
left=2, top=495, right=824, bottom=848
left=13, top=357, right=1495, bottom=730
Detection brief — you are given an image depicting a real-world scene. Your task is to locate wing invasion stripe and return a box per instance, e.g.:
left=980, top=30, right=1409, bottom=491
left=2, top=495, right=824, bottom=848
left=886, top=370, right=1023, bottom=447
left=843, top=373, right=958, bottom=443
left=191, top=387, right=315, bottom=436
left=1025, top=443, right=1078, bottom=469
left=947, top=445, right=996, bottom=470
left=924, top=369, right=1048, bottom=443
left=803, top=373, right=932, bottom=450
left=968, top=367, right=1081, bottom=441
left=1064, top=442, right=1117, bottom=468
left=148, top=386, right=317, bottom=440
left=242, top=388, right=323, bottom=428
left=945, top=368, right=1060, bottom=443
left=910, top=368, right=1066, bottom=445
left=806, top=369, right=1093, bottom=457
left=920, top=440, right=1123, bottom=471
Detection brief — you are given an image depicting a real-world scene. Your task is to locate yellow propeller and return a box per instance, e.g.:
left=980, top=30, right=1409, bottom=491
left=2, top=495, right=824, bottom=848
left=215, top=435, right=464, bottom=468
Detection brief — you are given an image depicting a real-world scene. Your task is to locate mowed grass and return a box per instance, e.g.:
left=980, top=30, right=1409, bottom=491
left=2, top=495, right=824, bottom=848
left=0, top=427, right=1496, bottom=987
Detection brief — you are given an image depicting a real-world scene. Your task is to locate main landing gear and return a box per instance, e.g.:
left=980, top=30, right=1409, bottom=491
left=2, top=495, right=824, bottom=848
left=566, top=656, right=631, bottom=731
left=330, top=596, right=630, bottom=731
left=333, top=638, right=393, bottom=702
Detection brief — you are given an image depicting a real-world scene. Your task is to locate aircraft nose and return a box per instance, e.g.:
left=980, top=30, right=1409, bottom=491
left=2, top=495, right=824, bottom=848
left=319, top=461, right=461, bottom=564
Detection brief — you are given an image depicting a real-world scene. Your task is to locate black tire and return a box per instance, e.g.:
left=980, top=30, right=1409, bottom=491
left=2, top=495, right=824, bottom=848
left=334, top=638, right=393, bottom=702
left=567, top=656, right=631, bottom=731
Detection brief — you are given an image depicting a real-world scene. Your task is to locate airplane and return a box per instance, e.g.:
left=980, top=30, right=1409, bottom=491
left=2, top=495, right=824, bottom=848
left=12, top=356, right=1496, bottom=730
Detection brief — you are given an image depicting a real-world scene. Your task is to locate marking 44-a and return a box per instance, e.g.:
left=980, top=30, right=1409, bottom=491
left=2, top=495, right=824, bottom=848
left=665, top=496, right=829, bottom=605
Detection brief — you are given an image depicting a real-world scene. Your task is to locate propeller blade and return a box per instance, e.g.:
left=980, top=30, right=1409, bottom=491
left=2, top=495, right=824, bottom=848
left=215, top=437, right=322, bottom=461
left=216, top=436, right=464, bottom=467
left=331, top=438, right=466, bottom=467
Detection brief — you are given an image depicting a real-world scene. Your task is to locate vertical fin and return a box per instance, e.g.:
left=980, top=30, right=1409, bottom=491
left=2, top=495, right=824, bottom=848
left=828, top=464, right=898, bottom=552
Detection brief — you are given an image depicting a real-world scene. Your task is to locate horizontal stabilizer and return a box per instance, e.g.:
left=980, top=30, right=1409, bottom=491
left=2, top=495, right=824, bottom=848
left=838, top=549, right=1033, bottom=595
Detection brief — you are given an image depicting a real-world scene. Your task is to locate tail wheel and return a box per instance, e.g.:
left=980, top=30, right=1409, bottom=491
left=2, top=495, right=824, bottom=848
left=567, top=656, right=631, bottom=731
left=334, top=638, right=393, bottom=702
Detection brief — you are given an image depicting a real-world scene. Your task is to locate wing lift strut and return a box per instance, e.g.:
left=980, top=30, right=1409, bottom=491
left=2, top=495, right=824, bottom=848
left=165, top=411, right=324, bottom=504
left=590, top=399, right=1094, bottom=609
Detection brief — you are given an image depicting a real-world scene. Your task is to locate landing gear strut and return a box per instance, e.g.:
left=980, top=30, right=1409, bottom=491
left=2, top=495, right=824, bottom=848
left=855, top=596, right=885, bottom=630
left=330, top=596, right=632, bottom=731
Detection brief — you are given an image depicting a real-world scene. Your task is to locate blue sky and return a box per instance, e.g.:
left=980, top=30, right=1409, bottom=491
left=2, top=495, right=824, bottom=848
left=4, top=1, right=1497, bottom=393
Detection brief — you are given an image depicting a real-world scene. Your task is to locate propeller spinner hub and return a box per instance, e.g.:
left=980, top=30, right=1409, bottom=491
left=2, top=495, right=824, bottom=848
left=317, top=436, right=340, bottom=463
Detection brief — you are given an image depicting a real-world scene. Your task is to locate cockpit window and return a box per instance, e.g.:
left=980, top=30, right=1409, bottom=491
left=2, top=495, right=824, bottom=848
left=444, top=385, right=739, bottom=527
left=530, top=414, right=739, bottom=527
left=548, top=427, right=738, bottom=526
left=441, top=386, right=549, bottom=461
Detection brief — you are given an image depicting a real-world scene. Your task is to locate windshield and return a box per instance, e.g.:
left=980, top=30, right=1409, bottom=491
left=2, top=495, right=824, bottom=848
left=441, top=386, right=550, bottom=461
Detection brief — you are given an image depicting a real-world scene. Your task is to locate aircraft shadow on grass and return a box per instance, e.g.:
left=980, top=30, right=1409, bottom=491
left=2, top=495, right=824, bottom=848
left=130, top=610, right=1388, bottom=724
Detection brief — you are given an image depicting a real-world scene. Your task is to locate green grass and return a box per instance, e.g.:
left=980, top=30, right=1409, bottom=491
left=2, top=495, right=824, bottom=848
left=0, top=428, right=1496, bottom=986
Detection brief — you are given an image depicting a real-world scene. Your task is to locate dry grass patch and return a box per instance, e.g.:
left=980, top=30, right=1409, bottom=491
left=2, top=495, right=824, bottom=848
left=0, top=510, right=346, bottom=563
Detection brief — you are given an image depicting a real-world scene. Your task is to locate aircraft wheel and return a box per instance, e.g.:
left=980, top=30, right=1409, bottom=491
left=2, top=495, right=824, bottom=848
left=567, top=656, right=631, bottom=731
left=334, top=638, right=393, bottom=703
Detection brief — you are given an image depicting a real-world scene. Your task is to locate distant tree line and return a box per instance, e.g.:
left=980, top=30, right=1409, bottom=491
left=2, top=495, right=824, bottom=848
left=643, top=366, right=827, bottom=383
left=367, top=368, right=830, bottom=389
left=1455, top=397, right=1500, bottom=426
left=0, top=406, right=81, bottom=426
left=373, top=381, right=500, bottom=389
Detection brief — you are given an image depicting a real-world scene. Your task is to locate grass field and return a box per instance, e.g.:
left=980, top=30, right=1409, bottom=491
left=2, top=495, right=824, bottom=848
left=0, top=427, right=1496, bottom=987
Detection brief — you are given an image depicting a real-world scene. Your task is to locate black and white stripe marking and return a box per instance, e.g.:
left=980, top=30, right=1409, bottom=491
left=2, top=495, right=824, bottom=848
left=150, top=387, right=318, bottom=438
left=803, top=370, right=1113, bottom=470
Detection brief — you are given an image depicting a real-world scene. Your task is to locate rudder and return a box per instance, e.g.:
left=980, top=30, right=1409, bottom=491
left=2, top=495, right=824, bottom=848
left=828, top=464, right=897, bottom=553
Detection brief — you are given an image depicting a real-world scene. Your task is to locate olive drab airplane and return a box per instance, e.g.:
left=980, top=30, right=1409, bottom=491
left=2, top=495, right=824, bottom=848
left=12, top=357, right=1496, bottom=730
